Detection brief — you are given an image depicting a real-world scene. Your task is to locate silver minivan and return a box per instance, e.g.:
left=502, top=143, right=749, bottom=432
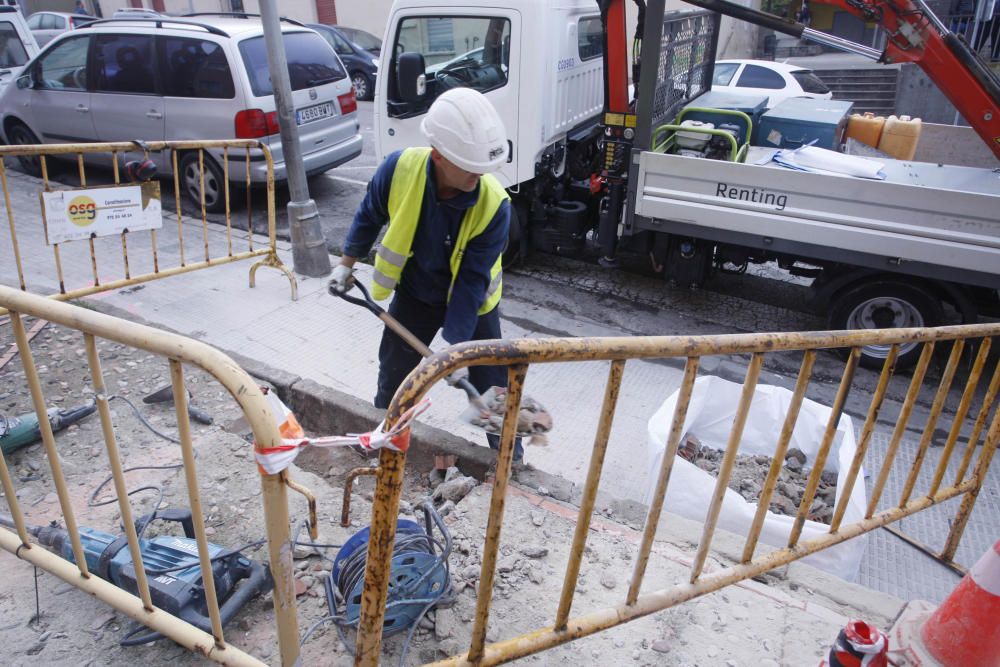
left=0, top=15, right=362, bottom=211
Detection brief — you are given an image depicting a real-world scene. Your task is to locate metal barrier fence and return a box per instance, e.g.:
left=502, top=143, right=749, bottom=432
left=0, top=285, right=302, bottom=666
left=5, top=277, right=998, bottom=666
left=948, top=12, right=1000, bottom=61
left=357, top=323, right=1000, bottom=666
left=0, top=139, right=296, bottom=317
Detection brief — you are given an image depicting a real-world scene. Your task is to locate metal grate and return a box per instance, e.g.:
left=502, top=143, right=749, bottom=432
left=646, top=9, right=719, bottom=144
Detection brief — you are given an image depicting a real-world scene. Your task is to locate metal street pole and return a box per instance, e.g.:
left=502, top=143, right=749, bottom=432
left=259, top=0, right=331, bottom=277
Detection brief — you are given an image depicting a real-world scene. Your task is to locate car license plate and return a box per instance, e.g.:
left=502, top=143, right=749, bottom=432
left=296, top=102, right=333, bottom=125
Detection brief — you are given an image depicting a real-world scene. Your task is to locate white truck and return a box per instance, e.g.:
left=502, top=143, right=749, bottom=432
left=373, top=0, right=1000, bottom=369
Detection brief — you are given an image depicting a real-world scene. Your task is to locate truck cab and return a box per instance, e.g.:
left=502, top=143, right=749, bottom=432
left=375, top=0, right=604, bottom=190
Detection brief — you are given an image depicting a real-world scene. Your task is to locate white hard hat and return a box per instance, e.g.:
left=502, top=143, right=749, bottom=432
left=420, top=88, right=509, bottom=174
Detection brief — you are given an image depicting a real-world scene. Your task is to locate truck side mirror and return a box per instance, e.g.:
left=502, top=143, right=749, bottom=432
left=396, top=51, right=426, bottom=103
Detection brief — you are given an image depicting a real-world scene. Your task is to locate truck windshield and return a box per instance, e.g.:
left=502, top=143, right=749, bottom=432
left=239, top=31, right=346, bottom=97
left=391, top=16, right=510, bottom=111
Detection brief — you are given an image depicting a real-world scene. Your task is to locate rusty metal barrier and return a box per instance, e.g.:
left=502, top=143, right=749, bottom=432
left=0, top=139, right=296, bottom=317
left=0, top=285, right=303, bottom=666
left=356, top=324, right=1000, bottom=666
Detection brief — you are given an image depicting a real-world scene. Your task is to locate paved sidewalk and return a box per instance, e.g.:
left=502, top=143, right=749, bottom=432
left=1, top=166, right=997, bottom=605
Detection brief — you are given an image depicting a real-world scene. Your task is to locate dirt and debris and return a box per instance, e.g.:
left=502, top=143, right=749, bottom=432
left=678, top=434, right=839, bottom=524
left=1, top=319, right=899, bottom=665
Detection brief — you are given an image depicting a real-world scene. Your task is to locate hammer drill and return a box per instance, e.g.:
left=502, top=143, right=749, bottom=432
left=1, top=508, right=271, bottom=645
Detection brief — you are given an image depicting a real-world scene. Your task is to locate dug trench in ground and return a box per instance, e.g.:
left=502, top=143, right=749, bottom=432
left=0, top=326, right=905, bottom=666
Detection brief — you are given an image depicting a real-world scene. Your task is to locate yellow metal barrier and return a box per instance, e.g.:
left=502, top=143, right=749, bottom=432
left=0, top=285, right=302, bottom=666
left=0, top=139, right=296, bottom=317
left=357, top=324, right=1000, bottom=666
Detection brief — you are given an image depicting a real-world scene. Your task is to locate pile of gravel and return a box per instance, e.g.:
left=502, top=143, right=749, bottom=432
left=678, top=435, right=839, bottom=523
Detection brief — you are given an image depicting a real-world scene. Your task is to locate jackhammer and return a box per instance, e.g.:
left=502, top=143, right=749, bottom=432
left=0, top=508, right=271, bottom=646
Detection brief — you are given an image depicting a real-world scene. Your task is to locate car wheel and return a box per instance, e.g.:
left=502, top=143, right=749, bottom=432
left=351, top=71, right=372, bottom=101
left=828, top=280, right=943, bottom=370
left=7, top=122, right=43, bottom=177
left=180, top=151, right=227, bottom=213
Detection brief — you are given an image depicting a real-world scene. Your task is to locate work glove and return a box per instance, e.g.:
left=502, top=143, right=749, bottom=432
left=329, top=263, right=354, bottom=294
left=445, top=366, right=469, bottom=387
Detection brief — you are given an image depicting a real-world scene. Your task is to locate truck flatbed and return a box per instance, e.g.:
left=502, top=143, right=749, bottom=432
left=631, top=149, right=1000, bottom=288
left=745, top=146, right=1000, bottom=195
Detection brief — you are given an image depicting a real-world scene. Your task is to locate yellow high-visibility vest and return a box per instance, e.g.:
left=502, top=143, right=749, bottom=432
left=372, top=147, right=506, bottom=315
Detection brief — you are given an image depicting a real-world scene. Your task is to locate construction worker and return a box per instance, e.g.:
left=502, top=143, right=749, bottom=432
left=329, top=88, right=523, bottom=462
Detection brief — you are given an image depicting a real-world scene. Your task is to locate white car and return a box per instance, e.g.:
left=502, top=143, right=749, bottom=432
left=712, top=59, right=832, bottom=108
left=0, top=6, right=38, bottom=94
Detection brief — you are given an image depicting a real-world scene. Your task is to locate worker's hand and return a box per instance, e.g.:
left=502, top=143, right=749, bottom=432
left=328, top=263, right=354, bottom=294
left=445, top=367, right=469, bottom=387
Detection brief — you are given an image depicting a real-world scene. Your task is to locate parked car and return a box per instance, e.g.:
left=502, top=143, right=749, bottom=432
left=26, top=11, right=96, bottom=47
left=0, top=14, right=362, bottom=212
left=307, top=23, right=378, bottom=101
left=711, top=59, right=832, bottom=108
left=333, top=25, right=381, bottom=54
left=0, top=6, right=38, bottom=94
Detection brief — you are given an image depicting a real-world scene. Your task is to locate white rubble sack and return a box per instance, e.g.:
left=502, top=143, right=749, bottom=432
left=645, top=375, right=867, bottom=581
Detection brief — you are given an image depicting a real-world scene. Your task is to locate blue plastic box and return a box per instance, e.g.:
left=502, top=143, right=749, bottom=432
left=757, top=98, right=854, bottom=150
left=682, top=90, right=769, bottom=145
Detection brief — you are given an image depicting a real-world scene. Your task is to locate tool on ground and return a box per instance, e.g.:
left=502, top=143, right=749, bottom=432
left=143, top=384, right=214, bottom=425
left=328, top=278, right=553, bottom=441
left=824, top=619, right=888, bottom=667
left=326, top=499, right=453, bottom=646
left=0, top=401, right=97, bottom=456
left=0, top=508, right=271, bottom=646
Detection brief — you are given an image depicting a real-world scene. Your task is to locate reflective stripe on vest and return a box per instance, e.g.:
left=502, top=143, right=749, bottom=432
left=372, top=147, right=507, bottom=315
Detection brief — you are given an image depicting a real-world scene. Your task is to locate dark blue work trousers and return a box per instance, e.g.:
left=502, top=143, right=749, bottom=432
left=373, top=289, right=523, bottom=461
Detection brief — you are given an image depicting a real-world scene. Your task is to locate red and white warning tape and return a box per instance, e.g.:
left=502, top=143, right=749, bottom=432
left=252, top=388, right=431, bottom=475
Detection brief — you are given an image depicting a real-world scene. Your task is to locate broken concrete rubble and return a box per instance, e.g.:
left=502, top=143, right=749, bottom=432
left=677, top=434, right=839, bottom=523
left=431, top=474, right=478, bottom=505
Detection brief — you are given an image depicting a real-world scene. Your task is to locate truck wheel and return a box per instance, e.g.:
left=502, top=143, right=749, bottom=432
left=180, top=152, right=227, bottom=213
left=828, top=281, right=943, bottom=370
left=502, top=198, right=528, bottom=268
